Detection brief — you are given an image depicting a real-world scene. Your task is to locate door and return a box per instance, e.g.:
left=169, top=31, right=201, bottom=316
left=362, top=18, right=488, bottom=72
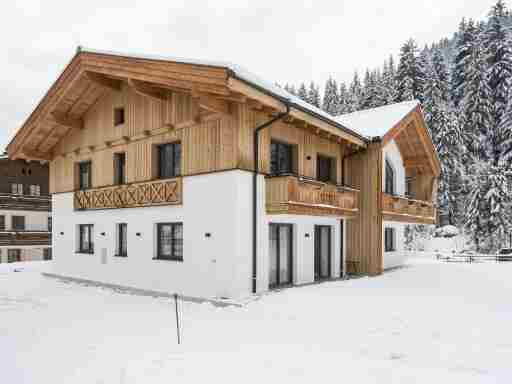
left=315, top=225, right=331, bottom=280
left=340, top=220, right=344, bottom=276
left=269, top=224, right=293, bottom=289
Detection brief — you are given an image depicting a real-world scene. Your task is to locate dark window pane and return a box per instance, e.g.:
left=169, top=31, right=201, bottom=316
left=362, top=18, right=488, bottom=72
left=317, top=155, right=333, bottom=182
left=114, top=108, right=125, bottom=126
left=79, top=224, right=94, bottom=253
left=158, top=143, right=181, bottom=179
left=385, top=160, right=394, bottom=195
left=157, top=223, right=183, bottom=261
left=12, top=216, right=25, bottom=231
left=117, top=223, right=127, bottom=256
left=0, top=216, right=5, bottom=231
left=114, top=153, right=126, bottom=185
left=79, top=162, right=91, bottom=190
left=270, top=141, right=293, bottom=175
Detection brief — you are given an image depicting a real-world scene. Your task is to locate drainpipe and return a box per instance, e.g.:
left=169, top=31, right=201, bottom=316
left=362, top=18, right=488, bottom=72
left=252, top=104, right=290, bottom=294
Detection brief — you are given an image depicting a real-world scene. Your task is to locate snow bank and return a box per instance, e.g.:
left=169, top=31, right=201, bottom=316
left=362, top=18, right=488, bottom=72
left=1, top=257, right=511, bottom=383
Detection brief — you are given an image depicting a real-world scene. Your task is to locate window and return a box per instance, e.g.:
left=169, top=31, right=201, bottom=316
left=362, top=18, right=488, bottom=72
left=156, top=223, right=183, bottom=261
left=116, top=223, right=128, bottom=257
left=11, top=183, right=23, bottom=195
left=29, top=184, right=41, bottom=196
left=0, top=216, right=4, bottom=231
left=78, top=224, right=94, bottom=254
left=270, top=141, right=293, bottom=175
left=385, top=227, right=396, bottom=252
left=114, top=107, right=125, bottom=126
left=48, top=217, right=52, bottom=232
left=158, top=143, right=181, bottom=179
left=405, top=177, right=414, bottom=198
left=78, top=161, right=92, bottom=190
left=385, top=160, right=395, bottom=195
left=7, top=249, right=21, bottom=263
left=317, top=155, right=334, bottom=183
left=43, top=248, right=52, bottom=261
left=12, top=216, right=25, bottom=231
left=114, top=153, right=126, bottom=185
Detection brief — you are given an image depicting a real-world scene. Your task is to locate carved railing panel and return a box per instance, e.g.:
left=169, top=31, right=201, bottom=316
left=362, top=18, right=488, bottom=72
left=74, top=178, right=182, bottom=210
left=266, top=175, right=359, bottom=216
left=382, top=193, right=436, bottom=224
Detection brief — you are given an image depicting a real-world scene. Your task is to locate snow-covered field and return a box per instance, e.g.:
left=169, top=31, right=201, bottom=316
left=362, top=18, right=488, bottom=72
left=1, top=257, right=512, bottom=384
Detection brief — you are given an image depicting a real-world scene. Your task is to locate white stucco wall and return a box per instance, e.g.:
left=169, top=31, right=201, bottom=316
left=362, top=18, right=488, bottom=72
left=51, top=168, right=350, bottom=299
left=0, top=209, right=50, bottom=231
left=52, top=170, right=255, bottom=299
left=382, top=140, right=408, bottom=269
left=261, top=215, right=345, bottom=289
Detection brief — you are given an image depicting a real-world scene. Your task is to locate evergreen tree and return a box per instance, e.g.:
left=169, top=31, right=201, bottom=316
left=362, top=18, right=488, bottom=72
left=307, top=81, right=321, bottom=108
left=462, top=43, right=492, bottom=160
left=431, top=48, right=451, bottom=103
left=338, top=82, right=351, bottom=114
left=395, top=39, right=425, bottom=102
left=348, top=72, right=362, bottom=111
left=297, top=82, right=308, bottom=102
left=464, top=164, right=489, bottom=251
left=484, top=0, right=512, bottom=164
left=452, top=18, right=478, bottom=108
left=378, top=55, right=397, bottom=105
left=322, top=77, right=339, bottom=115
left=485, top=165, right=510, bottom=251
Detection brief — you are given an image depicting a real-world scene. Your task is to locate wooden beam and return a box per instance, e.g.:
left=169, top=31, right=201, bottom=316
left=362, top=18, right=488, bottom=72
left=127, top=79, right=167, bottom=101
left=403, top=156, right=429, bottom=168
left=198, top=95, right=230, bottom=115
left=49, top=111, right=83, bottom=130
left=21, top=150, right=52, bottom=161
left=85, top=71, right=121, bottom=91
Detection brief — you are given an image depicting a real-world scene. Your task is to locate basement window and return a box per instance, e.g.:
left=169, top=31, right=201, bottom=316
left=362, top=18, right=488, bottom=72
left=384, top=227, right=396, bottom=252
left=114, top=107, right=125, bottom=126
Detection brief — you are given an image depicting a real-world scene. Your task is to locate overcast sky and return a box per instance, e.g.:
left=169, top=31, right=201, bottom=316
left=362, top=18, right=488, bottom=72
left=0, top=0, right=497, bottom=150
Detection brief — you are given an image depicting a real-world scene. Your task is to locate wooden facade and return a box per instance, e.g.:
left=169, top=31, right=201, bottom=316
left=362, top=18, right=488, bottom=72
left=0, top=232, right=51, bottom=247
left=6, top=48, right=442, bottom=277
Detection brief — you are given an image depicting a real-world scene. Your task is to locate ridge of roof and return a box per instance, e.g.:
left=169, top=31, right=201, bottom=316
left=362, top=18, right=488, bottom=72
left=335, top=100, right=420, bottom=138
left=80, top=47, right=367, bottom=143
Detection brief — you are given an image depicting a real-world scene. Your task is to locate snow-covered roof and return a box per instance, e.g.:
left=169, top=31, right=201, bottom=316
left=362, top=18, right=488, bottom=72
left=79, top=47, right=367, bottom=143
left=335, top=100, right=420, bottom=139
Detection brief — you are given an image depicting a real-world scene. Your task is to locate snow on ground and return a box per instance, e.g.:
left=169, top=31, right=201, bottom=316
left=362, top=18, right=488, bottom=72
left=1, top=258, right=512, bottom=384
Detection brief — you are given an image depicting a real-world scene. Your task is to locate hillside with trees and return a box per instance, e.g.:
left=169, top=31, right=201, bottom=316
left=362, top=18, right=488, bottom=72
left=282, top=0, right=512, bottom=252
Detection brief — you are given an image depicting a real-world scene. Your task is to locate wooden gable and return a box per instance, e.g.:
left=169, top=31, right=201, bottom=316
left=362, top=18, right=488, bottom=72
left=382, top=105, right=441, bottom=178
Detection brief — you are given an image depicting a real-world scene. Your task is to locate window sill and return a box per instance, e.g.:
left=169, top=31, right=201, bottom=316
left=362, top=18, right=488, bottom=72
left=152, top=257, right=183, bottom=262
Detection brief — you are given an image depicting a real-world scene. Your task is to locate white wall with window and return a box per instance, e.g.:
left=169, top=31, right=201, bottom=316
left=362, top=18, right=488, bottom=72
left=51, top=169, right=261, bottom=299
left=382, top=140, right=408, bottom=270
left=0, top=210, right=51, bottom=232
left=382, top=140, right=406, bottom=197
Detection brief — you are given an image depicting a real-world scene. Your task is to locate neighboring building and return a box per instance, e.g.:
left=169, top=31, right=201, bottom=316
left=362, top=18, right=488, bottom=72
left=6, top=48, right=439, bottom=298
left=0, top=156, right=51, bottom=263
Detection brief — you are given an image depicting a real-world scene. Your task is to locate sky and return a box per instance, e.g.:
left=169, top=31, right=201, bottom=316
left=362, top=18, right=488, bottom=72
left=0, top=0, right=497, bottom=150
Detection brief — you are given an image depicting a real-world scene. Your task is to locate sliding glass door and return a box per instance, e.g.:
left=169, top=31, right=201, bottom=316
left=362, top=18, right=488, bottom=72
left=269, top=223, right=293, bottom=288
left=314, top=225, right=331, bottom=280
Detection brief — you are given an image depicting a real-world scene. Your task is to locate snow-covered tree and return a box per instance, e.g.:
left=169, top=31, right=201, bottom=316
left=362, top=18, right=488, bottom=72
left=452, top=18, right=478, bottom=108
left=297, top=82, right=308, bottom=102
left=322, top=77, right=339, bottom=115
left=485, top=166, right=510, bottom=251
left=307, top=81, right=321, bottom=108
left=348, top=72, right=363, bottom=111
left=462, top=43, right=492, bottom=160
left=338, top=82, right=351, bottom=114
left=395, top=39, right=425, bottom=102
left=483, top=0, right=512, bottom=164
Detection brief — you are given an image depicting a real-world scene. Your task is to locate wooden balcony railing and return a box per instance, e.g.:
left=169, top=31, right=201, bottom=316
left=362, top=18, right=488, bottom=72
left=0, top=194, right=51, bottom=211
left=266, top=175, right=359, bottom=217
left=382, top=193, right=436, bottom=224
left=74, top=178, right=182, bottom=211
left=0, top=231, right=51, bottom=246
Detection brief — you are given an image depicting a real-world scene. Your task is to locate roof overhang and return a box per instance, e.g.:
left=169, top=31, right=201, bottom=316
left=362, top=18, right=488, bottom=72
left=7, top=48, right=367, bottom=161
left=382, top=105, right=441, bottom=177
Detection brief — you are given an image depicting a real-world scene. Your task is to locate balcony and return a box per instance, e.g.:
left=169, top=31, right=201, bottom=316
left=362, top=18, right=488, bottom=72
left=0, top=231, right=51, bottom=246
left=382, top=193, right=436, bottom=225
left=0, top=193, right=51, bottom=211
left=266, top=175, right=359, bottom=217
left=74, top=178, right=182, bottom=211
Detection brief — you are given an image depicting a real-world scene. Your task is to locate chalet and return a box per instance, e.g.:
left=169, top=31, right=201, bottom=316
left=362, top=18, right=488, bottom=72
left=0, top=156, right=52, bottom=263
left=6, top=48, right=439, bottom=299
